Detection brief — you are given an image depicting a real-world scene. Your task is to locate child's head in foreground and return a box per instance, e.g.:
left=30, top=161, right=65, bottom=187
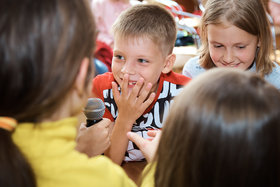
left=0, top=0, right=96, bottom=186
left=199, top=0, right=274, bottom=76
left=0, top=0, right=96, bottom=122
left=155, top=68, right=280, bottom=187
left=111, top=4, right=177, bottom=93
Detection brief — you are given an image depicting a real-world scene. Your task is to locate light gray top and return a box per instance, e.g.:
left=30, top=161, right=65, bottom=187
left=182, top=56, right=280, bottom=90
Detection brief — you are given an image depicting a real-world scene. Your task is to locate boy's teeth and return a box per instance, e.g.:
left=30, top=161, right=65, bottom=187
left=128, top=82, right=136, bottom=85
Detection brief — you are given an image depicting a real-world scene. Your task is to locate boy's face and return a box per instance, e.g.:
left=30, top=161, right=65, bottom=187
left=207, top=22, right=259, bottom=70
left=112, top=35, right=170, bottom=93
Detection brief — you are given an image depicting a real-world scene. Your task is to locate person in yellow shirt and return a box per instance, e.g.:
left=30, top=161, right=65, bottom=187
left=129, top=68, right=280, bottom=187
left=0, top=0, right=135, bottom=186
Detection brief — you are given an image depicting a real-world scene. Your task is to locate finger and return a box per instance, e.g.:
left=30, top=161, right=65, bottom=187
left=112, top=81, right=120, bottom=101
left=87, top=118, right=111, bottom=131
left=140, top=92, right=155, bottom=111
left=127, top=132, right=147, bottom=149
left=101, top=118, right=111, bottom=128
left=147, top=130, right=160, bottom=137
left=121, top=74, right=129, bottom=96
left=97, top=119, right=113, bottom=135
left=153, top=130, right=162, bottom=143
left=129, top=78, right=144, bottom=100
left=79, top=122, right=87, bottom=130
left=104, top=138, right=111, bottom=150
left=139, top=81, right=153, bottom=96
left=136, top=82, right=152, bottom=102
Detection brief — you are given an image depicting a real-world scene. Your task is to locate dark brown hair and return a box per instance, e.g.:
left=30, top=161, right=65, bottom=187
left=154, top=68, right=280, bottom=187
left=0, top=0, right=96, bottom=122
left=0, top=0, right=96, bottom=186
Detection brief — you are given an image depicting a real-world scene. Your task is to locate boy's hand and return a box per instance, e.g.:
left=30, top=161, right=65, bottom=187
left=76, top=118, right=112, bottom=157
left=107, top=74, right=156, bottom=165
left=127, top=130, right=161, bottom=162
left=112, top=74, right=156, bottom=127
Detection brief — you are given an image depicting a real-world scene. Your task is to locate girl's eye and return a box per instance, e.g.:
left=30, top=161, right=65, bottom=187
left=213, top=44, right=223, bottom=48
left=237, top=46, right=246, bottom=49
left=138, top=59, right=148, bottom=63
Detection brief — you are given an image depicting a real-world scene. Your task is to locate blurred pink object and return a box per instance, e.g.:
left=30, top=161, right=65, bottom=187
left=269, top=0, right=280, bottom=25
left=91, top=0, right=132, bottom=47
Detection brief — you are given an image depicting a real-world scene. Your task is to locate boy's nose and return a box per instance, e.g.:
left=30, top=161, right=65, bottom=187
left=121, top=61, right=135, bottom=74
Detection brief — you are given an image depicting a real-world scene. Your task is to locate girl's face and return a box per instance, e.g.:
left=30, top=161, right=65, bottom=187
left=207, top=22, right=259, bottom=69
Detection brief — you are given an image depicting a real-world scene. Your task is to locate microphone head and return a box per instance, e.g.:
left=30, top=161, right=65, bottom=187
left=83, top=98, right=105, bottom=120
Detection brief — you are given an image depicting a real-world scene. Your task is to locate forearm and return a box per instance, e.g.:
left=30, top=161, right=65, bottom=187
left=106, top=76, right=155, bottom=164
left=105, top=117, right=134, bottom=165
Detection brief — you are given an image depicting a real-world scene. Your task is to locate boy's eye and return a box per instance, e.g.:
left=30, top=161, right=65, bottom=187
left=138, top=59, right=148, bottom=63
left=114, top=55, right=125, bottom=60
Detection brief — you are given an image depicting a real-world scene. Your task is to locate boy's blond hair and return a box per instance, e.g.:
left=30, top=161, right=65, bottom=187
left=112, top=4, right=177, bottom=56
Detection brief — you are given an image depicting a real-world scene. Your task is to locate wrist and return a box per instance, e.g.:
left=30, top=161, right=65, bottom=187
left=114, top=117, right=134, bottom=132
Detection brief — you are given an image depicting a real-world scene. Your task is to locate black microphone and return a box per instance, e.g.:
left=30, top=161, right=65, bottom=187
left=83, top=98, right=105, bottom=127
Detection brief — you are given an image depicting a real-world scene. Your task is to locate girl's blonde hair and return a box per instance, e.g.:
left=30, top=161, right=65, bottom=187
left=199, top=0, right=274, bottom=76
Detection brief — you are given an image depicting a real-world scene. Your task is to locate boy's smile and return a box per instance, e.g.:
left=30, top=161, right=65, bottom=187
left=112, top=35, right=168, bottom=93
left=120, top=77, right=137, bottom=88
left=207, top=22, right=259, bottom=70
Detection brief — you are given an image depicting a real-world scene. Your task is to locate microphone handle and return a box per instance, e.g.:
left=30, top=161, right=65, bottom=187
left=86, top=119, right=102, bottom=127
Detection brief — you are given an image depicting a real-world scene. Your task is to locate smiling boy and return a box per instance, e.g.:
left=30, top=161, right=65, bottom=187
left=92, top=4, right=191, bottom=165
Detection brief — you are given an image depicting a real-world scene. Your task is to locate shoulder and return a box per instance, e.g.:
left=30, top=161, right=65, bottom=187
left=93, top=72, right=114, bottom=85
left=92, top=72, right=114, bottom=94
left=13, top=122, right=135, bottom=187
left=162, top=71, right=191, bottom=85
left=182, top=56, right=206, bottom=78
left=272, top=61, right=280, bottom=70
left=184, top=56, right=200, bottom=67
left=269, top=62, right=280, bottom=77
left=140, top=163, right=156, bottom=187
left=264, top=62, right=280, bottom=90
left=57, top=154, right=135, bottom=186
left=57, top=153, right=135, bottom=186
left=88, top=156, right=136, bottom=186
left=87, top=156, right=133, bottom=180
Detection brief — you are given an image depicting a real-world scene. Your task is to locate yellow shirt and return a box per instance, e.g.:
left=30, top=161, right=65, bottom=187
left=12, top=117, right=136, bottom=187
left=140, top=163, right=155, bottom=187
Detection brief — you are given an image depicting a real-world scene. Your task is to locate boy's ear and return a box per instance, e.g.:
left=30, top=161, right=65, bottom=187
left=162, top=54, right=176, bottom=74
left=75, top=57, right=90, bottom=96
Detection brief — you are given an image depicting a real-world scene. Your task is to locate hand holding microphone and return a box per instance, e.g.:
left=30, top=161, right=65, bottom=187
left=83, top=98, right=105, bottom=127
left=76, top=98, right=111, bottom=157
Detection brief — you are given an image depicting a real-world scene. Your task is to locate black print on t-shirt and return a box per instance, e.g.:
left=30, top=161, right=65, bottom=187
left=103, top=81, right=184, bottom=161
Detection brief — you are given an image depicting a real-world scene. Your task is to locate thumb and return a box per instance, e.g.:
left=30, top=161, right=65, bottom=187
left=79, top=122, right=87, bottom=130
left=127, top=132, right=146, bottom=149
